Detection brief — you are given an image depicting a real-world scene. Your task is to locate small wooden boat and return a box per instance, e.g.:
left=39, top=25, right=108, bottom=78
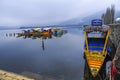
left=84, top=26, right=110, bottom=77
left=41, top=31, right=50, bottom=35
left=17, top=27, right=52, bottom=37
left=42, top=28, right=52, bottom=35
left=52, top=28, right=63, bottom=37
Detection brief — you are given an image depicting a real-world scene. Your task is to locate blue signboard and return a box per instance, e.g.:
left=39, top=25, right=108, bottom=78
left=91, top=19, right=102, bottom=26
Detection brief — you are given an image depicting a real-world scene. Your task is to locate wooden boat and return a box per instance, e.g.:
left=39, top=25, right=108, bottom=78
left=52, top=28, right=63, bottom=37
left=42, top=28, right=52, bottom=35
left=52, top=27, right=61, bottom=32
left=17, top=27, right=52, bottom=37
left=41, top=31, right=50, bottom=35
left=84, top=26, right=110, bottom=77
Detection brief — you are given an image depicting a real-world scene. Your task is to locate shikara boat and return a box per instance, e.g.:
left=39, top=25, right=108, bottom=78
left=84, top=26, right=110, bottom=77
left=17, top=27, right=52, bottom=37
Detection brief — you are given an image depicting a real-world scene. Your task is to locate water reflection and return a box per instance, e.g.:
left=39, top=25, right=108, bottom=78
left=0, top=28, right=84, bottom=80
left=0, top=28, right=111, bottom=80
left=6, top=33, right=17, bottom=37
left=5, top=29, right=68, bottom=51
left=17, top=30, right=67, bottom=38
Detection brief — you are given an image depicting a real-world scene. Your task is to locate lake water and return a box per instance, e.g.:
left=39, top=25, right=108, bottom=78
left=0, top=27, right=110, bottom=80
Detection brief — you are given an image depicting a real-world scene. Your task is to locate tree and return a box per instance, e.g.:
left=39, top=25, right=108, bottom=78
left=111, top=5, right=115, bottom=23
left=105, top=7, right=111, bottom=24
left=101, top=5, right=115, bottom=25
left=101, top=13, right=105, bottom=25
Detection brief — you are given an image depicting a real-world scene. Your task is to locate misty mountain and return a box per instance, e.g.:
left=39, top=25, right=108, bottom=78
left=60, top=11, right=103, bottom=25
left=60, top=10, right=120, bottom=25
left=59, top=16, right=83, bottom=25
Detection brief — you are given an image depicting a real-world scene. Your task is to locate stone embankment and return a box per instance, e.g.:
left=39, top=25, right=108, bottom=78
left=109, top=24, right=120, bottom=49
left=109, top=24, right=120, bottom=59
left=109, top=24, right=120, bottom=69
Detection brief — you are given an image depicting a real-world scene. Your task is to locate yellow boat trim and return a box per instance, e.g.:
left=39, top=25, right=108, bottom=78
left=102, top=29, right=110, bottom=55
left=84, top=31, right=89, bottom=51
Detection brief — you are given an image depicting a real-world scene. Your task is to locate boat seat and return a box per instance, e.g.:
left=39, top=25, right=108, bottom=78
left=88, top=42, right=104, bottom=46
left=84, top=38, right=110, bottom=51
left=84, top=45, right=111, bottom=51
left=89, top=47, right=103, bottom=51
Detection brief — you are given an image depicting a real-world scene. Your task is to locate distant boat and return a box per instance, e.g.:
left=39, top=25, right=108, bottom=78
left=52, top=28, right=63, bottom=37
left=18, top=27, right=52, bottom=37
left=84, top=26, right=110, bottom=77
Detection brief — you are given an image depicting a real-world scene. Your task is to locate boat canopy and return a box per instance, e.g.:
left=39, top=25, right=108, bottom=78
left=43, top=28, right=51, bottom=30
left=32, top=28, right=41, bottom=31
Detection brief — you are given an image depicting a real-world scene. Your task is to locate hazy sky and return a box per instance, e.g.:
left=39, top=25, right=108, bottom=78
left=0, top=0, right=120, bottom=27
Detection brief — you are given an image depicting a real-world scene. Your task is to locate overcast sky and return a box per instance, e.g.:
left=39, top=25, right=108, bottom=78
left=0, top=0, right=120, bottom=27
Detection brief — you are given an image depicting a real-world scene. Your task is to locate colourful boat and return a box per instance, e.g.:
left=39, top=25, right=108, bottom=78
left=52, top=28, right=63, bottom=37
left=42, top=28, right=52, bottom=35
left=84, top=26, right=110, bottom=77
left=17, top=27, right=52, bottom=37
left=41, top=31, right=51, bottom=35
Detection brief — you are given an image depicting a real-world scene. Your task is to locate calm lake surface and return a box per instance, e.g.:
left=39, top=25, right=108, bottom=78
left=0, top=27, right=110, bottom=80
